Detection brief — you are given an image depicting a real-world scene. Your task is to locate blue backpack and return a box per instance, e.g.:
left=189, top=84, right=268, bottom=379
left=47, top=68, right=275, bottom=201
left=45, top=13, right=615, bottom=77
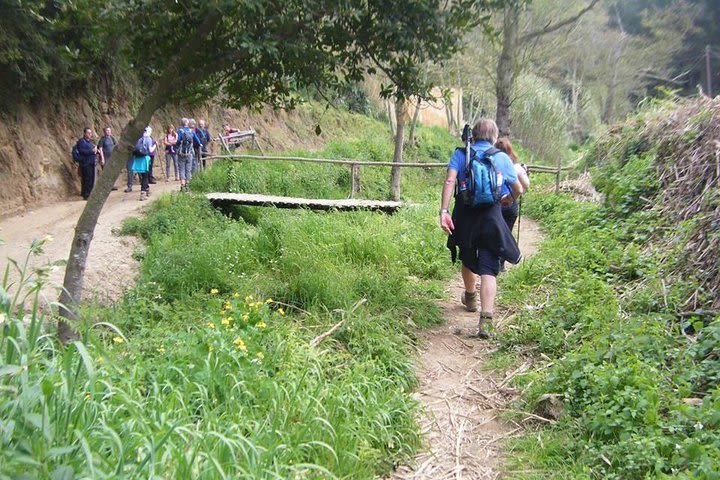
left=457, top=147, right=503, bottom=208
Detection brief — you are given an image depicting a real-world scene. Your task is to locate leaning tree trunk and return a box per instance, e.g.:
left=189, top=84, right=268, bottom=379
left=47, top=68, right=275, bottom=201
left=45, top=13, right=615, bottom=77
left=496, top=4, right=520, bottom=138
left=390, top=98, right=407, bottom=202
left=56, top=13, right=225, bottom=343
left=57, top=100, right=160, bottom=342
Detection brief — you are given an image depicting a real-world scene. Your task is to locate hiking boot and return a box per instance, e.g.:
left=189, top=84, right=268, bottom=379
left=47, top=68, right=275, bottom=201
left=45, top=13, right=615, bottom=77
left=124, top=187, right=132, bottom=193
left=139, top=191, right=147, bottom=201
left=461, top=291, right=478, bottom=312
left=475, top=312, right=493, bottom=339
left=146, top=189, right=151, bottom=197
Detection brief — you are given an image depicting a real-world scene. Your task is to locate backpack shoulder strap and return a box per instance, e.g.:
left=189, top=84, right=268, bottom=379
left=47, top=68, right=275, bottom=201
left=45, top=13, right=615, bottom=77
left=483, top=147, right=500, bottom=158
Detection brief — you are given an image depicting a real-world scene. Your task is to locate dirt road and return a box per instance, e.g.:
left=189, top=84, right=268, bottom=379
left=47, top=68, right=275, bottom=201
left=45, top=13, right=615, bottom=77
left=390, top=219, right=543, bottom=480
left=0, top=180, right=179, bottom=304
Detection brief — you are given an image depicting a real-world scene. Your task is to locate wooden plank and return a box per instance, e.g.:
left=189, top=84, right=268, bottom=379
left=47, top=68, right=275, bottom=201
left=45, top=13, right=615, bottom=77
left=206, top=193, right=404, bottom=213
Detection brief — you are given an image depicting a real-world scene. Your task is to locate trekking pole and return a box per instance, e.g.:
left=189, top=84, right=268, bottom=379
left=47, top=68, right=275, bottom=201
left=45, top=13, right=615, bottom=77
left=516, top=196, right=522, bottom=246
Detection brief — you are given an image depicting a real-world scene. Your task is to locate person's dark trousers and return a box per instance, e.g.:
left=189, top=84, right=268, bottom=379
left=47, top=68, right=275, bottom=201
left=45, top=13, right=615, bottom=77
left=139, top=172, right=150, bottom=192
left=502, top=202, right=519, bottom=232
left=80, top=163, right=95, bottom=199
left=126, top=157, right=135, bottom=189
left=148, top=156, right=156, bottom=183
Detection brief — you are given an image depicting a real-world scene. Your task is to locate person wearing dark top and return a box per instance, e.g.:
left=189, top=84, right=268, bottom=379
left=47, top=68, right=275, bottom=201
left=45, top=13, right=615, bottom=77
left=75, top=127, right=98, bottom=200
left=439, top=119, right=524, bottom=338
left=97, top=127, right=119, bottom=190
left=197, top=119, right=211, bottom=169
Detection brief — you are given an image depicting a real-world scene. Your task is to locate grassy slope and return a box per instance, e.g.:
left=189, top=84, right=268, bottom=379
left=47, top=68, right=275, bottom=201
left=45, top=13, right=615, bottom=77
left=0, top=109, right=461, bottom=479
left=498, top=100, right=720, bottom=479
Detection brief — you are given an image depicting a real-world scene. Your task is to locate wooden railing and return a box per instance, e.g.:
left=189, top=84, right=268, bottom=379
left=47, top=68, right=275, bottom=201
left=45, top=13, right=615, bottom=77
left=203, top=153, right=570, bottom=197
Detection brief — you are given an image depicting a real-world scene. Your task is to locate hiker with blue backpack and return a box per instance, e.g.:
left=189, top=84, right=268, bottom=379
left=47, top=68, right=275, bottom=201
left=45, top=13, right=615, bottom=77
left=439, top=119, right=525, bottom=338
left=177, top=118, right=203, bottom=192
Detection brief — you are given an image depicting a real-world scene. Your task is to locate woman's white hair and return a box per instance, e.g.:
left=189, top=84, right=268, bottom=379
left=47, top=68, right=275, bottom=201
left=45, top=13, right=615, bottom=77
left=143, top=126, right=152, bottom=136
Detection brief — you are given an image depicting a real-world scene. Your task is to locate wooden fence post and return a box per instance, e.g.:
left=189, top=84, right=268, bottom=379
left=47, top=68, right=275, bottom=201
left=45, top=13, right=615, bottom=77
left=555, top=155, right=562, bottom=193
left=350, top=163, right=361, bottom=198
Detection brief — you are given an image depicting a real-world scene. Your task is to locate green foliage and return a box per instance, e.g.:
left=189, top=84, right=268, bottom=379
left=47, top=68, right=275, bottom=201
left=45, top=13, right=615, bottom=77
left=511, top=74, right=573, bottom=164
left=0, top=1, right=122, bottom=106
left=500, top=186, right=720, bottom=478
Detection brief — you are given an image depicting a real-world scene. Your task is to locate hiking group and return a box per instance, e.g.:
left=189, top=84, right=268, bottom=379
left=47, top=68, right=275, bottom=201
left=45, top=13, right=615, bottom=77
left=440, top=118, right=530, bottom=338
left=71, top=117, right=214, bottom=201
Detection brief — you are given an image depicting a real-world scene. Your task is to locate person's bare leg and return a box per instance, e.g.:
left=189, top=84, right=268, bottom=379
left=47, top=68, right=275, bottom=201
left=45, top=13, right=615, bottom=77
left=477, top=274, right=497, bottom=338
left=479, top=274, right=496, bottom=314
left=460, top=265, right=478, bottom=312
left=461, top=265, right=477, bottom=293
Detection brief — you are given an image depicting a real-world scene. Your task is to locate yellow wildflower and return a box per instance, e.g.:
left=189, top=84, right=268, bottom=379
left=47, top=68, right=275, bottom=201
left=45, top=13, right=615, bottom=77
left=223, top=302, right=232, bottom=311
left=84, top=393, right=91, bottom=400
left=255, top=351, right=265, bottom=360
left=221, top=317, right=233, bottom=326
left=256, top=321, right=267, bottom=329
left=210, top=288, right=219, bottom=295
left=265, top=298, right=273, bottom=304
left=112, top=336, right=124, bottom=344
left=233, top=337, right=247, bottom=352
left=233, top=292, right=241, bottom=298
left=206, top=322, right=215, bottom=329
left=95, top=356, right=104, bottom=364
left=244, top=294, right=253, bottom=303
left=157, top=346, right=166, bottom=354
left=278, top=308, right=285, bottom=316
left=241, top=313, right=250, bottom=322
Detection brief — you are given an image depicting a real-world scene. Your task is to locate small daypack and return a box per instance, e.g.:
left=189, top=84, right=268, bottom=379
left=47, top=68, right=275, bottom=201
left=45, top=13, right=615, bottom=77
left=133, top=137, right=149, bottom=157
left=178, top=130, right=194, bottom=158
left=71, top=142, right=81, bottom=163
left=457, top=147, right=503, bottom=208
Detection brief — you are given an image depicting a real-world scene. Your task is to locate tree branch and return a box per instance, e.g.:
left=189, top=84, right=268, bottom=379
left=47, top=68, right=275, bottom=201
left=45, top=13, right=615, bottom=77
left=519, top=0, right=600, bottom=43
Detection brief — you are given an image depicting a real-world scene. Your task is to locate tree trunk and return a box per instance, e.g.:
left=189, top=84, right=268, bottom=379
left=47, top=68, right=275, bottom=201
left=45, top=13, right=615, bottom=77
left=407, top=97, right=422, bottom=146
left=496, top=4, right=520, bottom=138
left=390, top=98, right=407, bottom=202
left=57, top=13, right=227, bottom=343
left=57, top=98, right=161, bottom=342
left=386, top=99, right=396, bottom=137
left=602, top=34, right=625, bottom=124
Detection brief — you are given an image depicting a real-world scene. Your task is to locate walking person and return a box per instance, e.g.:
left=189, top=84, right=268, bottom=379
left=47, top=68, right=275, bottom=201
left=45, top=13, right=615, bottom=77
left=74, top=127, right=98, bottom=200
left=163, top=125, right=179, bottom=181
left=439, top=119, right=524, bottom=338
left=97, top=127, right=119, bottom=190
left=148, top=135, right=158, bottom=184
left=131, top=126, right=156, bottom=201
left=197, top=119, right=211, bottom=169
left=494, top=137, right=530, bottom=272
left=495, top=137, right=530, bottom=232
left=177, top=118, right=202, bottom=192
left=188, top=118, right=202, bottom=174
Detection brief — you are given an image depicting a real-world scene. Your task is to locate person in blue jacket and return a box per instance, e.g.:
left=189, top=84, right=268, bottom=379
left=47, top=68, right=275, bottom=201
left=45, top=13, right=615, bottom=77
left=438, top=119, right=524, bottom=338
left=176, top=118, right=203, bottom=192
left=75, top=127, right=98, bottom=200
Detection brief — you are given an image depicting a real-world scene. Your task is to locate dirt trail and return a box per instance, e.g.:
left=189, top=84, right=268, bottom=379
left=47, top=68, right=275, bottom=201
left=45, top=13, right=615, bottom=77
left=0, top=179, right=180, bottom=304
left=391, top=219, right=542, bottom=480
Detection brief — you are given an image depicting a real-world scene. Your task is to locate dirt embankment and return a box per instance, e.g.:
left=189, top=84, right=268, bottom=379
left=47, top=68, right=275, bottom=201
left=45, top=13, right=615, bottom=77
left=0, top=92, right=336, bottom=217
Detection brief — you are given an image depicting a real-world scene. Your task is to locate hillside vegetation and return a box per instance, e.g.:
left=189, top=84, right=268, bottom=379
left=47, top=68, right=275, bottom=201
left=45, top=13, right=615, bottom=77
left=0, top=110, right=458, bottom=479
left=500, top=96, right=720, bottom=478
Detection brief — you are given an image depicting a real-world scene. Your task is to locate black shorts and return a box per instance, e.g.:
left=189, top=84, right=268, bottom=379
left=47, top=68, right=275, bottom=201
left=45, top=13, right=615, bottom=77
left=460, top=246, right=501, bottom=277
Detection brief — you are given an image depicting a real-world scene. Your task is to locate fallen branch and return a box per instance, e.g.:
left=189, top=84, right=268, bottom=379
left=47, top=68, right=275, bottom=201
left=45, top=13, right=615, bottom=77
left=309, top=298, right=366, bottom=347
